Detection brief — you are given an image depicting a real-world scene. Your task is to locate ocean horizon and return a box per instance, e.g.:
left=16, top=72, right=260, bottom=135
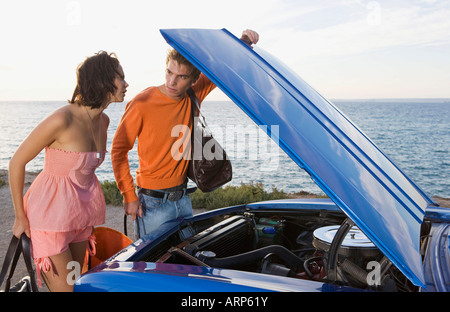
left=0, top=98, right=449, bottom=198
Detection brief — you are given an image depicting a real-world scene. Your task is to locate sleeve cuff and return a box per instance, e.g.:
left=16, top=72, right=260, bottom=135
left=122, top=189, right=138, bottom=203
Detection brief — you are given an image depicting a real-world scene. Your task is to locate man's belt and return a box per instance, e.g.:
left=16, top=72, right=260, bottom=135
left=138, top=187, right=197, bottom=202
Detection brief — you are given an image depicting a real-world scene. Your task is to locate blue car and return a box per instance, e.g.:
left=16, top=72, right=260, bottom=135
left=75, top=29, right=450, bottom=292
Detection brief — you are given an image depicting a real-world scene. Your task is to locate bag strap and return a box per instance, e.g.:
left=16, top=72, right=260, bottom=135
left=20, top=235, right=38, bottom=291
left=187, top=87, right=199, bottom=119
left=123, top=214, right=141, bottom=239
left=0, top=236, right=21, bottom=290
left=187, top=88, right=209, bottom=130
left=0, top=234, right=38, bottom=292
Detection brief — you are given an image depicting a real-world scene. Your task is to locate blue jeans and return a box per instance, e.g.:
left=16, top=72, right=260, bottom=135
left=136, top=191, right=193, bottom=238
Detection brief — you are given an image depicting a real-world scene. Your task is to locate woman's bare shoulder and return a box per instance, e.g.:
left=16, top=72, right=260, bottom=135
left=44, top=104, right=79, bottom=128
left=101, top=111, right=110, bottom=126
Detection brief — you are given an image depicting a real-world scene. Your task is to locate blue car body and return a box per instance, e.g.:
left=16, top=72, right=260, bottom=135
left=75, top=29, right=450, bottom=292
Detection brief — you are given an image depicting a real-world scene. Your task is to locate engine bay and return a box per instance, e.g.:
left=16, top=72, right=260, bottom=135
left=148, top=210, right=419, bottom=292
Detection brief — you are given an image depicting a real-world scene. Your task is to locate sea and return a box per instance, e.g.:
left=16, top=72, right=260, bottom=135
left=0, top=99, right=449, bottom=198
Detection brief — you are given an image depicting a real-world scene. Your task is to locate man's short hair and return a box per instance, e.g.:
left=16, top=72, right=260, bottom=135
left=166, top=49, right=201, bottom=83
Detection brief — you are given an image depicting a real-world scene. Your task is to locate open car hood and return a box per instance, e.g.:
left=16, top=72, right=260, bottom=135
left=160, top=28, right=435, bottom=288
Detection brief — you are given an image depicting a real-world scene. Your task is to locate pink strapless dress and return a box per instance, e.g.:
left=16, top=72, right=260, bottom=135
left=24, top=147, right=106, bottom=232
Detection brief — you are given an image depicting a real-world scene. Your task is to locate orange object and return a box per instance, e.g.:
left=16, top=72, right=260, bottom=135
left=82, top=227, right=132, bottom=272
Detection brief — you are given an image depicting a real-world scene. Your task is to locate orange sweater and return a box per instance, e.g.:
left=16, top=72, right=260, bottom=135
left=111, top=75, right=216, bottom=203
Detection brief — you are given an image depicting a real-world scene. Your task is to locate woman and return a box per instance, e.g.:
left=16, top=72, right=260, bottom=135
left=9, top=51, right=128, bottom=291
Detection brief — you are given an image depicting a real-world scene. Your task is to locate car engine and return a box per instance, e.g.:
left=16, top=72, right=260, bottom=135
left=151, top=211, right=418, bottom=291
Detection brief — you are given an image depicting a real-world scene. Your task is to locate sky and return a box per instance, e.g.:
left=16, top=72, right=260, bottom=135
left=0, top=0, right=449, bottom=101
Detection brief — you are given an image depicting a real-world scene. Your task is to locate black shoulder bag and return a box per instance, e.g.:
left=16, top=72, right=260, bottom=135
left=186, top=88, right=232, bottom=192
left=0, top=234, right=38, bottom=292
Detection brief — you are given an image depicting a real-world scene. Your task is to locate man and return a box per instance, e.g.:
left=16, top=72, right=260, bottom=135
left=111, top=29, right=259, bottom=237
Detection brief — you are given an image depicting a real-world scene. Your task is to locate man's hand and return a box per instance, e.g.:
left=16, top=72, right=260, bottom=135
left=124, top=199, right=143, bottom=221
left=241, top=29, right=259, bottom=46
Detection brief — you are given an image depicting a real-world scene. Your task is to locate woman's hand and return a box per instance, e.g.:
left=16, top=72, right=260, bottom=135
left=13, top=214, right=31, bottom=238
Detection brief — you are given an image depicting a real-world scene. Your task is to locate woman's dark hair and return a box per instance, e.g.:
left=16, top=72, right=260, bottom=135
left=69, top=51, right=120, bottom=108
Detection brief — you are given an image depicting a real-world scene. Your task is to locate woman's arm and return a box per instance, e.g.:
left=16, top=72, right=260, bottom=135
left=9, top=109, right=67, bottom=238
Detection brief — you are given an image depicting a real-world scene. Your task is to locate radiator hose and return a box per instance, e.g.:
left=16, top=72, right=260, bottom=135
left=196, top=245, right=303, bottom=271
